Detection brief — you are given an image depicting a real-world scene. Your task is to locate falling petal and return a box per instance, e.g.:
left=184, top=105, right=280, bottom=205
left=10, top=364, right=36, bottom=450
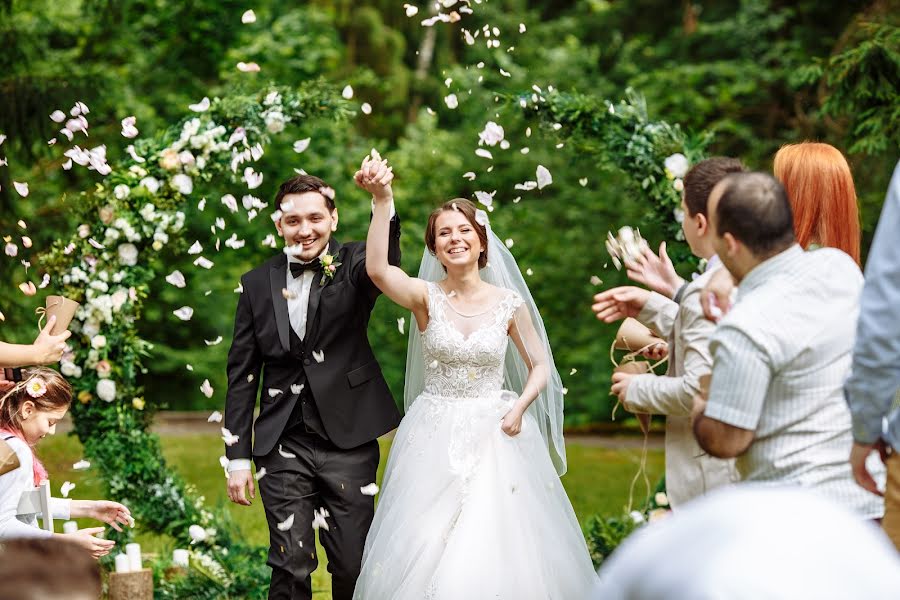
left=236, top=62, right=261, bottom=72
left=312, top=507, right=330, bottom=531
left=72, top=460, right=91, bottom=471
left=4, top=243, right=16, bottom=257
left=268, top=388, right=282, bottom=398
left=254, top=467, right=267, bottom=481
left=360, top=483, right=380, bottom=496
left=579, top=178, right=588, bottom=187
left=444, top=94, right=459, bottom=109
left=50, top=110, right=66, bottom=123
left=221, top=427, right=239, bottom=446
left=166, top=270, right=187, bottom=288
left=475, top=148, right=493, bottom=160
left=38, top=274, right=50, bottom=289
left=189, top=97, right=211, bottom=112
left=18, top=282, right=36, bottom=296
left=526, top=268, right=534, bottom=276
left=243, top=167, right=263, bottom=190
left=278, top=444, right=297, bottom=458
left=189, top=524, right=208, bottom=544
left=194, top=256, right=214, bottom=269
left=207, top=411, right=223, bottom=423
left=312, top=350, right=325, bottom=363
left=241, top=9, right=256, bottom=23
left=276, top=514, right=295, bottom=531
left=463, top=172, right=476, bottom=181
left=404, top=3, right=418, bottom=16
left=205, top=336, right=223, bottom=346
left=174, top=306, right=194, bottom=321
left=342, top=85, right=354, bottom=99
left=13, top=181, right=28, bottom=197
left=570, top=368, right=578, bottom=375
left=293, top=138, right=311, bottom=153
left=536, top=165, right=552, bottom=189
left=291, top=384, right=305, bottom=395
left=200, top=379, right=214, bottom=398
left=397, top=317, right=405, bottom=334
left=505, top=238, right=514, bottom=248
left=360, top=102, right=372, bottom=115
left=60, top=481, right=76, bottom=498
left=590, top=275, right=602, bottom=286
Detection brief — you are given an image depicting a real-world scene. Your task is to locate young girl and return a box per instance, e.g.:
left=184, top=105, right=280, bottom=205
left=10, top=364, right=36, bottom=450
left=0, top=366, right=131, bottom=557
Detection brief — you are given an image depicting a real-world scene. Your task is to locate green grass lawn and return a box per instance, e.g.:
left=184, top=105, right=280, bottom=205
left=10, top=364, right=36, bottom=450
left=39, top=432, right=662, bottom=598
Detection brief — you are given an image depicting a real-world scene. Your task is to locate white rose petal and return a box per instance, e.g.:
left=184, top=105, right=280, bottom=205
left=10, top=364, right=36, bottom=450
left=514, top=181, right=537, bottom=191
left=444, top=94, right=459, bottom=109
left=220, top=194, right=238, bottom=213
left=478, top=121, right=505, bottom=146
left=290, top=384, right=304, bottom=395
left=194, top=256, right=214, bottom=269
left=140, top=177, right=160, bottom=194
left=360, top=102, right=372, bottom=115
left=172, top=174, right=193, bottom=195
left=312, top=350, right=325, bottom=363
left=254, top=467, right=267, bottom=480
left=221, top=427, right=239, bottom=446
left=13, top=181, right=28, bottom=197
left=189, top=524, right=208, bottom=544
left=60, top=481, right=76, bottom=498
left=404, top=4, right=418, bottom=17
left=312, top=507, right=330, bottom=531
left=72, top=460, right=91, bottom=471
left=50, top=110, right=66, bottom=123
left=276, top=514, right=295, bottom=531
left=293, top=138, right=311, bottom=153
left=397, top=317, right=405, bottom=334
left=174, top=306, right=194, bottom=321
left=241, top=9, right=256, bottom=23
left=474, top=190, right=495, bottom=207
left=189, top=97, right=211, bottom=112
left=166, top=270, right=187, bottom=288
left=360, top=483, right=380, bottom=496
left=205, top=336, right=223, bottom=346
left=236, top=61, right=261, bottom=72
left=188, top=241, right=203, bottom=255
left=278, top=444, right=297, bottom=459
left=121, top=116, right=139, bottom=138
left=243, top=167, right=263, bottom=190
left=341, top=85, right=354, bottom=100
left=536, top=165, right=552, bottom=189
left=200, top=379, right=214, bottom=398
left=268, top=388, right=282, bottom=398
left=462, top=172, right=476, bottom=181
left=475, top=148, right=493, bottom=160
left=114, top=184, right=130, bottom=199
left=207, top=411, right=223, bottom=423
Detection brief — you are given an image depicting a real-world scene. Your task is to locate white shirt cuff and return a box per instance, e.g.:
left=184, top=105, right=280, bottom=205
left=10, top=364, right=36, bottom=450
left=228, top=459, right=252, bottom=472
left=371, top=199, right=396, bottom=219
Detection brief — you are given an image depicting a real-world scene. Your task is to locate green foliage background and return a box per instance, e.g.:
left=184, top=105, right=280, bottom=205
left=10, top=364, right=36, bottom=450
left=1, top=0, right=898, bottom=425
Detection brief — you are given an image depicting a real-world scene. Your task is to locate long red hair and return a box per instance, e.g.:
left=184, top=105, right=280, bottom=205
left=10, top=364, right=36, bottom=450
left=773, top=142, right=861, bottom=264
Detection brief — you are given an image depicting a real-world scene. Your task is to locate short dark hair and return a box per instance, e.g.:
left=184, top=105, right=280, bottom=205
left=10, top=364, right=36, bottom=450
left=683, top=157, right=746, bottom=217
left=0, top=538, right=100, bottom=599
left=275, top=174, right=335, bottom=212
left=425, top=199, right=489, bottom=269
left=714, top=172, right=796, bottom=257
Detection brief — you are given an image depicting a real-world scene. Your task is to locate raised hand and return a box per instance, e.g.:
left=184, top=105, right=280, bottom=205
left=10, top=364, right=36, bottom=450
left=623, top=242, right=684, bottom=299
left=62, top=527, right=116, bottom=559
left=353, top=150, right=394, bottom=202
left=700, top=267, right=736, bottom=322
left=87, top=500, right=133, bottom=532
left=592, top=286, right=651, bottom=323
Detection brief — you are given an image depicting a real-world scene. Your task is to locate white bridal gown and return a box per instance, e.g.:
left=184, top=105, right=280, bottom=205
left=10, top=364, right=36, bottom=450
left=354, top=282, right=598, bottom=599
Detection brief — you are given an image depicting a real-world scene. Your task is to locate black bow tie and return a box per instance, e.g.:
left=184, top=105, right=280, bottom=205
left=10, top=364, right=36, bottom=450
left=290, top=261, right=321, bottom=278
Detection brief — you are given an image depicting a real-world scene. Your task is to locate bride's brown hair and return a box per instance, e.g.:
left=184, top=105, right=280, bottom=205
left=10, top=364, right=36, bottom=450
left=424, top=199, right=489, bottom=269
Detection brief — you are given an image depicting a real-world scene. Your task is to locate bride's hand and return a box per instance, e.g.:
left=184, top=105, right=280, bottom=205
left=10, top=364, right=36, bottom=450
left=501, top=408, right=524, bottom=437
left=353, top=151, right=393, bottom=202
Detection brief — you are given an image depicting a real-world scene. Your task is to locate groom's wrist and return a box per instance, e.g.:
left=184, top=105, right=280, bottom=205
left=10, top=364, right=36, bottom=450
left=370, top=197, right=396, bottom=218
left=228, top=458, right=252, bottom=472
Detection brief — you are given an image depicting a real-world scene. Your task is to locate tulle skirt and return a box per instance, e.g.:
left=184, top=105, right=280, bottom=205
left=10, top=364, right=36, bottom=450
left=354, top=391, right=599, bottom=599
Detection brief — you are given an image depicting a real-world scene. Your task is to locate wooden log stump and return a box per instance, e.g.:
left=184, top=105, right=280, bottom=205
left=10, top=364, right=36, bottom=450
left=109, top=568, right=153, bottom=600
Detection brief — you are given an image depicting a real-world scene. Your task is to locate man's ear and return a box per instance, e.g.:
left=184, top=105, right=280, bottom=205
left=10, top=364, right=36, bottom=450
left=696, top=212, right=709, bottom=235
left=723, top=232, right=740, bottom=256
left=331, top=208, right=339, bottom=232
left=274, top=219, right=284, bottom=238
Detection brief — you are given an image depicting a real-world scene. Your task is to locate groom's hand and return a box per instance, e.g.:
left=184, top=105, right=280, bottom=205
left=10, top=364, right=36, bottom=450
left=227, top=470, right=256, bottom=506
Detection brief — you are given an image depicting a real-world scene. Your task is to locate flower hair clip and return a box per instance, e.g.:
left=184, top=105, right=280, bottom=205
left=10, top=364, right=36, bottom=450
left=25, top=377, right=48, bottom=399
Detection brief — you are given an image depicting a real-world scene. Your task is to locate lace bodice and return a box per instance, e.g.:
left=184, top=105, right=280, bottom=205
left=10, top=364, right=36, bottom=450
left=420, top=282, right=523, bottom=399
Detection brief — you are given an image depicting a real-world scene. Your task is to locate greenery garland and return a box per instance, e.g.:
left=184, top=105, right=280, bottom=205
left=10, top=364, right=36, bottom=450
left=38, top=82, right=352, bottom=596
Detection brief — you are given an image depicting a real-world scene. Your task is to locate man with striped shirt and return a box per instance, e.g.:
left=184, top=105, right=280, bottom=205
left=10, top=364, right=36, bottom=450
left=692, top=172, right=883, bottom=518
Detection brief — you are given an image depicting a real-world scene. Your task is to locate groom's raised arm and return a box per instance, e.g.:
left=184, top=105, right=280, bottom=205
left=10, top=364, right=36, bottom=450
left=224, top=277, right=263, bottom=463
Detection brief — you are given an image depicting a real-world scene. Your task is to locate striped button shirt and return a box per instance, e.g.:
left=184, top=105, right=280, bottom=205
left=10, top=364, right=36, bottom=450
left=705, top=244, right=884, bottom=518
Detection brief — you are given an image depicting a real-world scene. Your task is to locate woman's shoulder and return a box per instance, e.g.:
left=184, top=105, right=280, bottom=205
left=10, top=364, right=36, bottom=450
left=0, top=435, right=32, bottom=476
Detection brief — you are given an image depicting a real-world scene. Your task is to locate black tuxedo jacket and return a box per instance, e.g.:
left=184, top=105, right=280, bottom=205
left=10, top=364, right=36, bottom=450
left=224, top=217, right=402, bottom=458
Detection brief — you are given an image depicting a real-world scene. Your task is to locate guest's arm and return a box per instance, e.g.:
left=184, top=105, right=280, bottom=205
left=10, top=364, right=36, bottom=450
left=693, top=326, right=767, bottom=458
left=0, top=316, right=71, bottom=367
left=845, top=161, right=900, bottom=446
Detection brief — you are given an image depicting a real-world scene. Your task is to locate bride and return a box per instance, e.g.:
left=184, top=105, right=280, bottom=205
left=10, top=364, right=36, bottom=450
left=352, top=153, right=598, bottom=599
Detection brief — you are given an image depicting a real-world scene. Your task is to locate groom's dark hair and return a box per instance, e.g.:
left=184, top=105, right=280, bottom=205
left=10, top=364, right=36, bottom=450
left=684, top=157, right=746, bottom=217
left=275, top=174, right=336, bottom=212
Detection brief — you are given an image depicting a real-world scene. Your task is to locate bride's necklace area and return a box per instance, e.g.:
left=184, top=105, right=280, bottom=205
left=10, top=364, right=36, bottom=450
left=437, top=281, right=499, bottom=318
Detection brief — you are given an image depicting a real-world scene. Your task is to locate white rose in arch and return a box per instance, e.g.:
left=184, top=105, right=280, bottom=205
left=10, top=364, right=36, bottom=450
left=265, top=111, right=286, bottom=134
left=171, top=173, right=193, bottom=195
left=118, top=243, right=139, bottom=266
left=91, top=335, right=107, bottom=350
left=96, top=379, right=117, bottom=402
left=664, top=153, right=689, bottom=179
left=114, top=184, right=130, bottom=200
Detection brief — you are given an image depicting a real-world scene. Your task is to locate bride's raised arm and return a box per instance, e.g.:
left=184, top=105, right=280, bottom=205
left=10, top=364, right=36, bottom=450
left=354, top=152, right=428, bottom=318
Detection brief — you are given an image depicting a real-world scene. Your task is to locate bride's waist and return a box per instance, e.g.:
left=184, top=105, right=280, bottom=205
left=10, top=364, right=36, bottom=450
left=418, top=390, right=514, bottom=404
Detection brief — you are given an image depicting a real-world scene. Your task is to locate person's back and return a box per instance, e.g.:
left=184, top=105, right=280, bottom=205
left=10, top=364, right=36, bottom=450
left=714, top=246, right=881, bottom=516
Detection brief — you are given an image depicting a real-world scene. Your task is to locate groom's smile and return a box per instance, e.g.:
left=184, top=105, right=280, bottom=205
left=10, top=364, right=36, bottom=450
left=276, top=191, right=339, bottom=262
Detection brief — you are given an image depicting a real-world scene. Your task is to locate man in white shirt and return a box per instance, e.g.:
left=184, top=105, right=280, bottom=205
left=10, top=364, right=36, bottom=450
left=693, top=172, right=883, bottom=518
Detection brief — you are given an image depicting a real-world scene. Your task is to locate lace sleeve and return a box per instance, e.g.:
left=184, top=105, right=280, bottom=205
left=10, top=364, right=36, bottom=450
left=499, top=290, right=525, bottom=330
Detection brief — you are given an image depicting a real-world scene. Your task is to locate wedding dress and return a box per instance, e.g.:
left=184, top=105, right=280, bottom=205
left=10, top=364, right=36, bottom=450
left=353, top=282, right=598, bottom=599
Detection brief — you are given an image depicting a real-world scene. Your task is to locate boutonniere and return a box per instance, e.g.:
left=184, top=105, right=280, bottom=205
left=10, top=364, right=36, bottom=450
left=319, top=253, right=341, bottom=286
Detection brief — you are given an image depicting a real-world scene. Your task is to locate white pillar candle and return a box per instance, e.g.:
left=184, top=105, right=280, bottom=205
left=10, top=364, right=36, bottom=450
left=125, top=542, right=142, bottom=571
left=172, top=548, right=189, bottom=567
left=114, top=553, right=131, bottom=573
left=62, top=521, right=78, bottom=534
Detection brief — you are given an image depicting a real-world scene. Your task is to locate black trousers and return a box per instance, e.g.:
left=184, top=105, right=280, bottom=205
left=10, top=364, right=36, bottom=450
left=255, top=426, right=380, bottom=600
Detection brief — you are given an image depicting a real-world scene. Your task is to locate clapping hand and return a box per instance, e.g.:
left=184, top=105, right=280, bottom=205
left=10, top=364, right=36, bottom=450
left=353, top=150, right=394, bottom=203
left=592, top=286, right=650, bottom=322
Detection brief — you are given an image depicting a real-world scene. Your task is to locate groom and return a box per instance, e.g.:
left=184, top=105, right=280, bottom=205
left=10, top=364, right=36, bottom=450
left=224, top=172, right=401, bottom=600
